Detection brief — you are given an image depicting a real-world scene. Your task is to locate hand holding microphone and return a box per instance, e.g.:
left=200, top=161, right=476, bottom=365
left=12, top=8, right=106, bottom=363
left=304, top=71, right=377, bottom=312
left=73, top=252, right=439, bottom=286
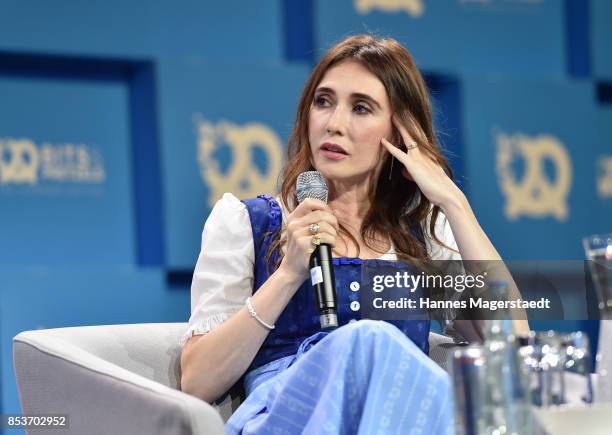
left=297, top=171, right=339, bottom=329
left=277, top=171, right=340, bottom=329
left=278, top=197, right=338, bottom=286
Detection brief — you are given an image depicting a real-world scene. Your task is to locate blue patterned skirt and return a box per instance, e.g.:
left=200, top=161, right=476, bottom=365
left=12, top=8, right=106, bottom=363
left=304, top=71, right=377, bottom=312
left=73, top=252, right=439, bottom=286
left=226, top=320, right=454, bottom=434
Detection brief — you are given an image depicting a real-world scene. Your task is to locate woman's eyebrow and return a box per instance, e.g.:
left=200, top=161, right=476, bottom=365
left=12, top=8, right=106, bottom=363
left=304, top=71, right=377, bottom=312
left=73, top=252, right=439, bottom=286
left=315, top=87, right=382, bottom=110
left=351, top=92, right=381, bottom=110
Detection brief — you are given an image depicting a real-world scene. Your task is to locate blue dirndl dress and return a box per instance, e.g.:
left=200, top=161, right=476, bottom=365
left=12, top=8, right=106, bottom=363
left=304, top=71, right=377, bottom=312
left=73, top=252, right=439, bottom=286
left=226, top=195, right=453, bottom=434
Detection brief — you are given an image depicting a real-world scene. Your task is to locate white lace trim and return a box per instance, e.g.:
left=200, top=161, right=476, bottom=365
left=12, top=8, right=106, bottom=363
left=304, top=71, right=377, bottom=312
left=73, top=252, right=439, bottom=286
left=179, top=312, right=231, bottom=346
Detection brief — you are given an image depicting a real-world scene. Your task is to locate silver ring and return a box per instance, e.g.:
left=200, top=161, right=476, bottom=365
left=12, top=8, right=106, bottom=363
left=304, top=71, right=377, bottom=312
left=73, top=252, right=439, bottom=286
left=406, top=141, right=418, bottom=150
left=309, top=223, right=320, bottom=234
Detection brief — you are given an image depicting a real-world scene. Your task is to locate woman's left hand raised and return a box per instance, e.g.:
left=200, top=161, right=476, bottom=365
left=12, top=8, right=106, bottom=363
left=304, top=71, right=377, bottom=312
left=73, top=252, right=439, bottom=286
left=381, top=115, right=464, bottom=209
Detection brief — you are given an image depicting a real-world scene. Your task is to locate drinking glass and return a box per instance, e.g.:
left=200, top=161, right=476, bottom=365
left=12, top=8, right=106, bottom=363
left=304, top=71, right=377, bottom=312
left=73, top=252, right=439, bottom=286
left=449, top=346, right=484, bottom=435
left=520, top=331, right=565, bottom=407
left=583, top=233, right=612, bottom=402
left=561, top=331, right=593, bottom=404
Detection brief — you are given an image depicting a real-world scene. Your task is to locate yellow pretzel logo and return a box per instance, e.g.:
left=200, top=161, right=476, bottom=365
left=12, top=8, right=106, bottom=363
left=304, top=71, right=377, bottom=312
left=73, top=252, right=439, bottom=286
left=598, top=156, right=612, bottom=198
left=196, top=117, right=283, bottom=207
left=496, top=133, right=572, bottom=221
left=354, top=0, right=424, bottom=17
left=0, top=138, right=39, bottom=184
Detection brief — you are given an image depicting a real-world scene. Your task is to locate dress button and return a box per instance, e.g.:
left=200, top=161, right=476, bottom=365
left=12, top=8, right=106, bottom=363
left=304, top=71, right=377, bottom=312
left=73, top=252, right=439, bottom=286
left=350, top=301, right=360, bottom=311
left=350, top=281, right=360, bottom=292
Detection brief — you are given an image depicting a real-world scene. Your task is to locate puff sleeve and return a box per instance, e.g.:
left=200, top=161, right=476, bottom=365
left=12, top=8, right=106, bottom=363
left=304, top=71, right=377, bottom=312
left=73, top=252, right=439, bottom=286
left=180, top=193, right=255, bottom=345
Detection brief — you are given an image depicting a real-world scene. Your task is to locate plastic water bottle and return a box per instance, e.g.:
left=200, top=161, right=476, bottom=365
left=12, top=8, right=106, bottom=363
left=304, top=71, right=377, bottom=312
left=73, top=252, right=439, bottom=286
left=479, top=281, right=532, bottom=435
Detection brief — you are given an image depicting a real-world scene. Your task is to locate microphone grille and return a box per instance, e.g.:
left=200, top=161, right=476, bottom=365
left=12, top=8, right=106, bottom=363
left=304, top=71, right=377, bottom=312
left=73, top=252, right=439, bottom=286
left=296, top=171, right=328, bottom=204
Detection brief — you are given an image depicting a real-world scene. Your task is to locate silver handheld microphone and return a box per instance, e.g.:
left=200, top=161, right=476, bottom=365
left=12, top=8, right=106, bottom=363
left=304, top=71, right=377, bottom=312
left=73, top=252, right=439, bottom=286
left=296, top=171, right=338, bottom=329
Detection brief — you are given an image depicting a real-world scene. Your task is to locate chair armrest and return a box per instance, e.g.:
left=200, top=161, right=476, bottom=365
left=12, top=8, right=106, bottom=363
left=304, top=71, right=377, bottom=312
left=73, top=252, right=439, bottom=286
left=13, top=332, right=225, bottom=435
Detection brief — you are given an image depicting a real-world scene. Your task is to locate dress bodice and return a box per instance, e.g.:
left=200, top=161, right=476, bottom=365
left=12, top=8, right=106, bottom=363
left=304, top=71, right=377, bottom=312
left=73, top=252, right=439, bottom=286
left=243, top=195, right=430, bottom=372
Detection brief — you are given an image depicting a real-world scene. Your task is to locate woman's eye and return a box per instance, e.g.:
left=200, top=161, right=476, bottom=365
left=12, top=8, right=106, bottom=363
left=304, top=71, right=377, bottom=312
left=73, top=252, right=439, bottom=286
left=314, top=96, right=330, bottom=107
left=354, top=104, right=370, bottom=114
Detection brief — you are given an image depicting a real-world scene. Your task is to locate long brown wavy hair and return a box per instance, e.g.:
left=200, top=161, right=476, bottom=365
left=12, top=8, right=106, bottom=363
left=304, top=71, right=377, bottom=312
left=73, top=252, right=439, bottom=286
left=266, top=34, right=455, bottom=271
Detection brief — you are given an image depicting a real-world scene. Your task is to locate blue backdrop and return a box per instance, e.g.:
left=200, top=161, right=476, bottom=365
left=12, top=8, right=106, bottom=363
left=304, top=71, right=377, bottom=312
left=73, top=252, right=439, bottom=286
left=0, top=72, right=134, bottom=265
left=0, top=1, right=610, bottom=431
left=463, top=78, right=605, bottom=259
left=314, top=0, right=566, bottom=77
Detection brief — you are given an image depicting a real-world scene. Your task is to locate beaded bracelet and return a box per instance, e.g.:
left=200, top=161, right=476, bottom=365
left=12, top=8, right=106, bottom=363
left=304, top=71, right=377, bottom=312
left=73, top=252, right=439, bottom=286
left=245, top=297, right=275, bottom=330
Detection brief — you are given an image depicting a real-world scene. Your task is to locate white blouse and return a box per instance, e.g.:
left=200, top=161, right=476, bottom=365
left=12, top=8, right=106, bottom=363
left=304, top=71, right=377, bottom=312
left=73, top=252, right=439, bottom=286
left=180, top=192, right=462, bottom=345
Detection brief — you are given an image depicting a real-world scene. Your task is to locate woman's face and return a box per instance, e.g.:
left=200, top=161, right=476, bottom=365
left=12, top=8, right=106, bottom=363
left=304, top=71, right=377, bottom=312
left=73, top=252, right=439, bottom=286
left=308, top=60, right=393, bottom=185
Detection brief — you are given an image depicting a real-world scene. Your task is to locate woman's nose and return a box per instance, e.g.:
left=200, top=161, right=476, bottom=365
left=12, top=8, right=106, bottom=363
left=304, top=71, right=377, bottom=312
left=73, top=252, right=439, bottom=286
left=325, top=106, right=347, bottom=135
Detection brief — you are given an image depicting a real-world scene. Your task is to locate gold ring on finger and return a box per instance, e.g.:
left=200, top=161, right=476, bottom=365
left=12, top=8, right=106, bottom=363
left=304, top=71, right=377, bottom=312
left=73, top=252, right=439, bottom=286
left=311, top=234, right=321, bottom=246
left=308, top=223, right=320, bottom=234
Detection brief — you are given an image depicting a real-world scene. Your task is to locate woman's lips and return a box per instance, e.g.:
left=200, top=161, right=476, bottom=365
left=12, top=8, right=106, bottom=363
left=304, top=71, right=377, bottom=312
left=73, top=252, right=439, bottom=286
left=321, top=149, right=349, bottom=160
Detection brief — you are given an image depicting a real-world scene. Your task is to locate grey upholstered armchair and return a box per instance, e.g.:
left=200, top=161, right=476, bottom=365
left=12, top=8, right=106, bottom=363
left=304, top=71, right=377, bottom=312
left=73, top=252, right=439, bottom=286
left=13, top=323, right=458, bottom=435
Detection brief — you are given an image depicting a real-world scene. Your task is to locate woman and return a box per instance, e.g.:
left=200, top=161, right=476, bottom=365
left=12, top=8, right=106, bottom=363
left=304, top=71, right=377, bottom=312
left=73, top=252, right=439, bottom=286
left=180, top=34, right=528, bottom=434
